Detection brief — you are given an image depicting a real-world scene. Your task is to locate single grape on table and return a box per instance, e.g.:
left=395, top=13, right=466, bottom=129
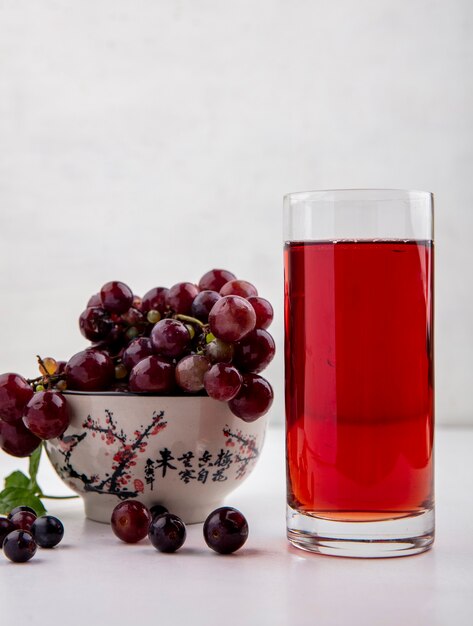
left=111, top=500, right=151, bottom=544
left=148, top=512, right=187, bottom=553
left=203, top=506, right=249, bottom=554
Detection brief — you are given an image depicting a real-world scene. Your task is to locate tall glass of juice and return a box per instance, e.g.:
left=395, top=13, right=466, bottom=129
left=284, top=189, right=434, bottom=557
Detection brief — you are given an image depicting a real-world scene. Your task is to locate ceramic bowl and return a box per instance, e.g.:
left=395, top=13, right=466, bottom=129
left=45, top=392, right=268, bottom=524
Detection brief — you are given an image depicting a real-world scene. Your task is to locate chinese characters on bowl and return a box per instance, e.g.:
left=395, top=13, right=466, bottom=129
left=45, top=393, right=268, bottom=524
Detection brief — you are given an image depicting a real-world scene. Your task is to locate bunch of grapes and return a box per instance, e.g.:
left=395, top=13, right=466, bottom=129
left=0, top=270, right=274, bottom=459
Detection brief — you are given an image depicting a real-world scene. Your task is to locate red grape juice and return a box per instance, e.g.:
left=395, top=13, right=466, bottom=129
left=284, top=240, right=434, bottom=522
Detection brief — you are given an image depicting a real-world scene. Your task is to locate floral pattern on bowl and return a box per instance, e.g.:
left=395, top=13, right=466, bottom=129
left=45, top=392, right=268, bottom=523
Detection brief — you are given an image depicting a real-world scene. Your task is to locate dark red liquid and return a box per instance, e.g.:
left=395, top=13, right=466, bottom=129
left=285, top=240, right=434, bottom=521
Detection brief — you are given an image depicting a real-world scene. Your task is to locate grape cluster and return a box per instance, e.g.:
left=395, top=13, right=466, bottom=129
left=1, top=505, right=64, bottom=563
left=111, top=500, right=248, bottom=555
left=0, top=269, right=274, bottom=459
left=0, top=367, right=69, bottom=458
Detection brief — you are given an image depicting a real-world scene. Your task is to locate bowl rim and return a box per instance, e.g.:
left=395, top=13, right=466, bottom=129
left=63, top=390, right=213, bottom=398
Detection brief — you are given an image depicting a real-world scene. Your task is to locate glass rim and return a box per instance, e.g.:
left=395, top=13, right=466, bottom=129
left=284, top=188, right=433, bottom=204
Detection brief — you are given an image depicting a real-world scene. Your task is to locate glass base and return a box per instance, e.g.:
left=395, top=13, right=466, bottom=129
left=287, top=506, right=434, bottom=558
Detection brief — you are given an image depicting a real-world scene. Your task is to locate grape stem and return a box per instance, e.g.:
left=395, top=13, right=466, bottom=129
left=36, top=355, right=52, bottom=389
left=40, top=494, right=79, bottom=500
left=174, top=314, right=208, bottom=329
left=26, top=373, right=64, bottom=387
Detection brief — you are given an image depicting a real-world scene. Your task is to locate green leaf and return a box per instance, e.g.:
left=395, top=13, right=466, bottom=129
left=28, top=445, right=42, bottom=486
left=0, top=487, right=46, bottom=516
left=4, top=470, right=30, bottom=490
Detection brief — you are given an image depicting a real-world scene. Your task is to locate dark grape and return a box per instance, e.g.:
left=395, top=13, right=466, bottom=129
left=8, top=506, right=36, bottom=518
left=111, top=500, right=151, bottom=543
left=100, top=281, right=134, bottom=314
left=205, top=338, right=234, bottom=363
left=0, top=419, right=41, bottom=457
left=129, top=356, right=175, bottom=393
left=0, top=517, right=15, bottom=546
left=0, top=373, right=34, bottom=424
left=79, top=307, right=113, bottom=342
left=149, top=504, right=168, bottom=519
left=209, top=296, right=256, bottom=342
left=233, top=329, right=276, bottom=373
left=191, top=290, right=221, bottom=322
left=150, top=319, right=190, bottom=358
left=203, top=507, right=248, bottom=554
left=148, top=513, right=186, bottom=553
left=94, top=325, right=127, bottom=355
left=141, top=287, right=169, bottom=313
left=247, top=296, right=274, bottom=329
left=23, top=390, right=70, bottom=440
left=175, top=355, right=211, bottom=392
left=204, top=363, right=242, bottom=401
left=10, top=510, right=37, bottom=531
left=198, top=269, right=237, bottom=292
left=228, top=374, right=273, bottom=421
left=31, top=515, right=64, bottom=548
left=122, top=337, right=153, bottom=371
left=166, top=282, right=199, bottom=314
left=219, top=280, right=258, bottom=298
left=65, top=349, right=115, bottom=392
left=2, top=530, right=37, bottom=563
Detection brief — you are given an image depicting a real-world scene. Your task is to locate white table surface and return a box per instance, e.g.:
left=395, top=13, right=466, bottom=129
left=1, top=426, right=472, bottom=626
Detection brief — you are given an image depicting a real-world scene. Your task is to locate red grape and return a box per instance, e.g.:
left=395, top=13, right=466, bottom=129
left=10, top=510, right=37, bottom=531
left=65, top=349, right=115, bottom=391
left=129, top=356, right=175, bottom=393
left=219, top=280, right=258, bottom=298
left=175, top=355, right=211, bottom=392
left=0, top=419, right=41, bottom=457
left=150, top=319, right=190, bottom=358
left=191, top=290, right=221, bottom=322
left=132, top=295, right=143, bottom=310
left=209, top=296, right=256, bottom=342
left=100, top=281, right=134, bottom=314
left=233, top=329, right=276, bottom=373
left=204, top=363, right=242, bottom=401
left=198, top=269, right=237, bottom=292
left=79, top=307, right=113, bottom=342
left=141, top=287, right=169, bottom=313
left=121, top=307, right=144, bottom=327
left=87, top=293, right=102, bottom=308
left=0, top=373, right=34, bottom=424
left=205, top=338, right=234, bottom=363
left=122, top=337, right=153, bottom=370
left=111, top=500, right=151, bottom=544
left=23, top=391, right=70, bottom=440
left=228, top=374, right=273, bottom=421
left=55, top=360, right=67, bottom=375
left=166, top=282, right=199, bottom=314
left=247, top=296, right=274, bottom=329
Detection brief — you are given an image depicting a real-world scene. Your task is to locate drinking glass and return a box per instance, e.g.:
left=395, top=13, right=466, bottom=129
left=284, top=189, right=434, bottom=557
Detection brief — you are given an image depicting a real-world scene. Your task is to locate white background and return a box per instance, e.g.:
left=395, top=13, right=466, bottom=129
left=0, top=0, right=472, bottom=425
